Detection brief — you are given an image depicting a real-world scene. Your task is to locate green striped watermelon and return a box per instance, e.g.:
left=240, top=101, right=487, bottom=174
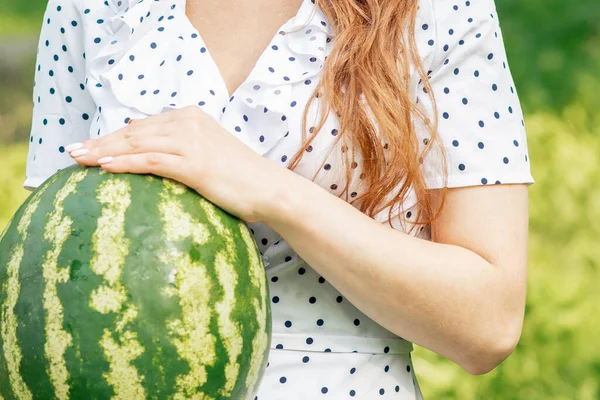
left=0, top=164, right=271, bottom=400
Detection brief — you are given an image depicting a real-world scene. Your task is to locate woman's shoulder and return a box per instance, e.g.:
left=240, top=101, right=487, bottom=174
left=43, top=0, right=150, bottom=24
left=44, top=0, right=94, bottom=17
left=414, top=0, right=506, bottom=69
left=423, top=0, right=501, bottom=26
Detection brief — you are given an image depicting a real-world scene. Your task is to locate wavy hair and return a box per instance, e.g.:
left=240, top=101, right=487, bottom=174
left=286, top=0, right=449, bottom=233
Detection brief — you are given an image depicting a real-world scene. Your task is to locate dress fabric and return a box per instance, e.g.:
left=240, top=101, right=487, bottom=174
left=24, top=0, right=535, bottom=398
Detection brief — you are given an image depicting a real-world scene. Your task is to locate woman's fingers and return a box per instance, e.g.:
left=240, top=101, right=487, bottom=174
left=100, top=152, right=188, bottom=182
left=66, top=105, right=204, bottom=156
left=65, top=118, right=171, bottom=159
left=100, top=119, right=171, bottom=146
left=70, top=130, right=184, bottom=166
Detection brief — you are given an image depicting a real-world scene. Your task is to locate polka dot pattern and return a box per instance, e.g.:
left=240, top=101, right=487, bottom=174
left=24, top=0, right=96, bottom=186
left=414, top=0, right=535, bottom=191
left=24, top=0, right=533, bottom=397
left=255, top=349, right=424, bottom=399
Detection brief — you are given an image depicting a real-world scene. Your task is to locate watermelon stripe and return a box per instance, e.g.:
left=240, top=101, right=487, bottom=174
left=199, top=200, right=243, bottom=397
left=159, top=182, right=217, bottom=399
left=119, top=174, right=186, bottom=399
left=87, top=178, right=147, bottom=399
left=161, top=180, right=211, bottom=243
left=239, top=223, right=270, bottom=393
left=57, top=169, right=111, bottom=399
left=0, top=186, right=47, bottom=400
left=88, top=179, right=132, bottom=314
left=41, top=169, right=88, bottom=400
left=97, top=317, right=145, bottom=400
left=2, top=246, right=30, bottom=400
left=8, top=171, right=70, bottom=399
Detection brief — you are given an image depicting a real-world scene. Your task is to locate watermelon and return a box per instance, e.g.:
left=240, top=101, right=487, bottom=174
left=0, top=164, right=271, bottom=400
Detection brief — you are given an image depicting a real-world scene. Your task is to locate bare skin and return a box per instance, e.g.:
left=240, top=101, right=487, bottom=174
left=185, top=0, right=304, bottom=96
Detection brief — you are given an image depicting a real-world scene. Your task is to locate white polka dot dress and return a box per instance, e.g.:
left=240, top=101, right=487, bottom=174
left=24, top=0, right=535, bottom=398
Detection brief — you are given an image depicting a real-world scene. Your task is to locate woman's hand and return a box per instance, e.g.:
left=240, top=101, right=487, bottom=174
left=65, top=105, right=282, bottom=223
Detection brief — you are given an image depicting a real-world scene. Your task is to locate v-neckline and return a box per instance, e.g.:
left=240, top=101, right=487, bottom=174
left=180, top=0, right=312, bottom=101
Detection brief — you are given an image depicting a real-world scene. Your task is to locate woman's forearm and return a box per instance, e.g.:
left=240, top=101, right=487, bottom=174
left=257, top=166, right=524, bottom=374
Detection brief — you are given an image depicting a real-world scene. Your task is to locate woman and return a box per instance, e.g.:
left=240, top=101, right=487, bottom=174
left=24, top=0, right=535, bottom=398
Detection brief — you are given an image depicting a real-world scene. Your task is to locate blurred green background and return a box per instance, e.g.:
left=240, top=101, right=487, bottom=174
left=1, top=1, right=599, bottom=399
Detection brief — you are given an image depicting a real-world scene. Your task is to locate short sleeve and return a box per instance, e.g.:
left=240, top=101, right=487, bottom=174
left=24, top=0, right=96, bottom=191
left=417, top=0, right=535, bottom=189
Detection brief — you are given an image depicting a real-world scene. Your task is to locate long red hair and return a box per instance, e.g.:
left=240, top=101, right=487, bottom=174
left=287, top=0, right=449, bottom=233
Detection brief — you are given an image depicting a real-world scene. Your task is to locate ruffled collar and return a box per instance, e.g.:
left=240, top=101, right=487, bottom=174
left=87, top=0, right=335, bottom=156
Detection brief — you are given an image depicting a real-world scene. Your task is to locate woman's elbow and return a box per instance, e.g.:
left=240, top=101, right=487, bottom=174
left=460, top=313, right=524, bottom=375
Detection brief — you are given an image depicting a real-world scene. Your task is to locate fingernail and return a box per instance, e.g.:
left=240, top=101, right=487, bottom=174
left=65, top=142, right=84, bottom=152
left=98, top=156, right=113, bottom=164
left=70, top=148, right=89, bottom=157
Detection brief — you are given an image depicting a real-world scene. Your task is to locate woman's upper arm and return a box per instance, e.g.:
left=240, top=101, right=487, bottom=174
left=430, top=185, right=529, bottom=279
left=422, top=0, right=533, bottom=301
left=25, top=0, right=96, bottom=191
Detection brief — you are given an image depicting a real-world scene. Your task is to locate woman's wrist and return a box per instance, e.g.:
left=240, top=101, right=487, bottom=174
left=253, top=161, right=305, bottom=226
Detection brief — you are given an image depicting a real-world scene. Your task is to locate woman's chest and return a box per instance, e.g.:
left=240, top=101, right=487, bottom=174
left=184, top=0, right=305, bottom=96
